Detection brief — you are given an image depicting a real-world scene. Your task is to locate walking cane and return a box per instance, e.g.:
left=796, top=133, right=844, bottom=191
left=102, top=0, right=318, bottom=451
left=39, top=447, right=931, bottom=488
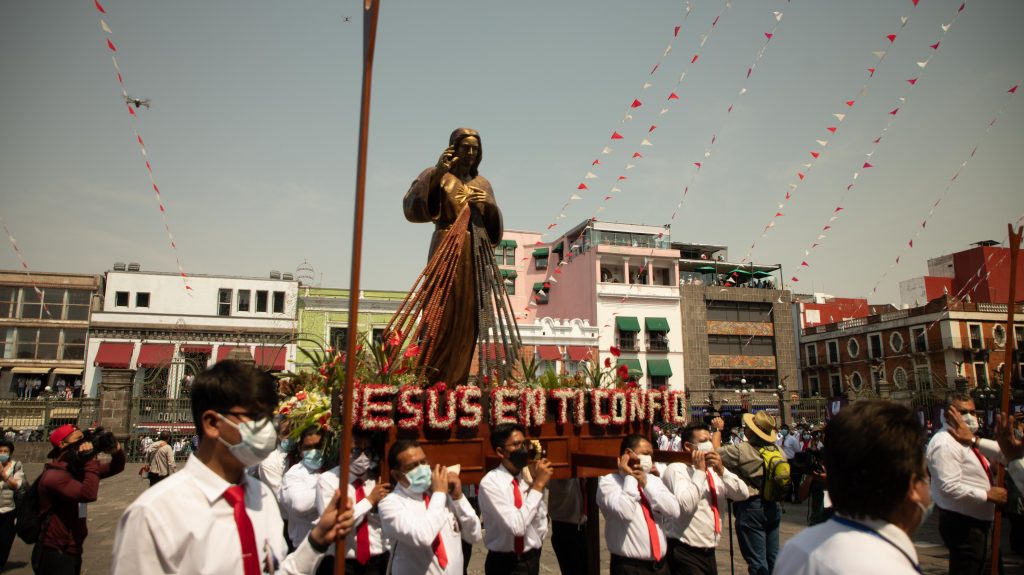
left=728, top=500, right=735, bottom=575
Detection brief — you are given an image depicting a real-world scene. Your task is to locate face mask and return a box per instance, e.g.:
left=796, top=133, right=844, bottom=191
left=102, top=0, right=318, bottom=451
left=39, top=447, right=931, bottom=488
left=915, top=501, right=934, bottom=531
left=217, top=414, right=278, bottom=467
left=302, top=449, right=323, bottom=470
left=0, top=454, right=9, bottom=463
left=350, top=452, right=372, bottom=477
left=780, top=430, right=789, bottom=437
left=962, top=413, right=980, bottom=434
left=802, top=433, right=812, bottom=440
left=695, top=441, right=714, bottom=452
left=404, top=463, right=432, bottom=494
left=638, top=454, right=653, bottom=474
left=507, top=448, right=531, bottom=470
left=278, top=438, right=294, bottom=453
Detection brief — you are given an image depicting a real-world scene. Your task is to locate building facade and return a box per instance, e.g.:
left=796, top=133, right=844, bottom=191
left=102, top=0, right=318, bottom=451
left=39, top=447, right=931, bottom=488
left=0, top=271, right=100, bottom=398
left=294, top=287, right=407, bottom=370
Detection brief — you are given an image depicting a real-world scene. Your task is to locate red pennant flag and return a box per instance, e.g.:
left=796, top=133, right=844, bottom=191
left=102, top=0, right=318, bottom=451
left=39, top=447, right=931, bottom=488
left=631, top=99, right=643, bottom=108
left=791, top=277, right=800, bottom=282
left=727, top=105, right=734, bottom=113
left=712, top=16, right=720, bottom=27
left=801, top=261, right=809, bottom=267
left=867, top=68, right=876, bottom=77
left=826, top=126, right=837, bottom=134
left=886, top=34, right=897, bottom=43
left=547, top=223, right=558, bottom=230
left=823, top=226, right=831, bottom=231
left=137, top=135, right=144, bottom=147
left=895, top=256, right=901, bottom=264
left=668, top=92, right=680, bottom=100
left=810, top=152, right=820, bottom=159
left=159, top=204, right=166, bottom=213
left=554, top=268, right=563, bottom=274
left=674, top=26, right=681, bottom=37
left=650, top=64, right=660, bottom=75
left=1010, top=85, right=1019, bottom=94
left=611, top=131, right=624, bottom=140
left=765, top=32, right=773, bottom=40
left=577, top=183, right=588, bottom=190
left=798, top=172, right=805, bottom=180
left=922, top=221, right=927, bottom=228
left=889, top=108, right=899, bottom=115
left=592, top=159, right=600, bottom=166
left=116, top=72, right=123, bottom=84
left=127, top=105, right=136, bottom=117
left=94, top=0, right=106, bottom=14
left=846, top=100, right=855, bottom=107
left=958, top=3, right=965, bottom=13
left=873, top=137, right=882, bottom=144
left=833, top=206, right=844, bottom=213
left=632, top=152, right=643, bottom=158
left=617, top=176, right=627, bottom=181
left=694, top=162, right=702, bottom=168
left=153, top=184, right=160, bottom=193
left=912, top=0, right=919, bottom=5
left=847, top=184, right=854, bottom=190
left=107, top=38, right=118, bottom=52
left=930, top=41, right=940, bottom=50
left=908, top=240, right=914, bottom=248
left=145, top=161, right=151, bottom=171
left=604, top=196, right=612, bottom=200
left=691, top=54, right=699, bottom=64
left=863, top=162, right=873, bottom=168
left=785, top=192, right=791, bottom=200
left=812, top=243, right=820, bottom=248
left=907, top=78, right=918, bottom=85
left=648, top=125, right=657, bottom=133
left=747, top=67, right=752, bottom=79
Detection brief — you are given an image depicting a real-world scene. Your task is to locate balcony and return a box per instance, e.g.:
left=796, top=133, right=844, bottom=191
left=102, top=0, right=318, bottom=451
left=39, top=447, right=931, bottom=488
left=596, top=282, right=679, bottom=300
left=647, top=340, right=669, bottom=352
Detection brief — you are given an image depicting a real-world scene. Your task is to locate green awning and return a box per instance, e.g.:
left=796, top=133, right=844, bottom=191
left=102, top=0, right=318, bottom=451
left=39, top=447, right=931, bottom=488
left=645, top=317, right=670, bottom=332
left=695, top=265, right=717, bottom=273
left=551, top=243, right=564, bottom=253
left=498, top=239, right=517, bottom=249
left=532, top=282, right=548, bottom=291
left=615, top=316, right=641, bottom=332
left=647, top=358, right=673, bottom=377
left=752, top=270, right=774, bottom=278
left=533, top=248, right=549, bottom=257
left=499, top=269, right=518, bottom=278
left=728, top=268, right=752, bottom=276
left=617, top=358, right=643, bottom=377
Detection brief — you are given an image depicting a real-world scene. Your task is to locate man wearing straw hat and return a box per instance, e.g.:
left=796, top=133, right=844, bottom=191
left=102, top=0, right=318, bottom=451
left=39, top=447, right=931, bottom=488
left=717, top=411, right=786, bottom=575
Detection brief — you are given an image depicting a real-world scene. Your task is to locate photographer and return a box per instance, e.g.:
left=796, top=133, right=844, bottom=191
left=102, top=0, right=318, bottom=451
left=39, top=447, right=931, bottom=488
left=794, top=449, right=832, bottom=526
left=37, top=424, right=125, bottom=574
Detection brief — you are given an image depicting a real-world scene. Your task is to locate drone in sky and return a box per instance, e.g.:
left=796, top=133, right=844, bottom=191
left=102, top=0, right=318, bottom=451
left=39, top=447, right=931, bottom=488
left=123, top=95, right=151, bottom=109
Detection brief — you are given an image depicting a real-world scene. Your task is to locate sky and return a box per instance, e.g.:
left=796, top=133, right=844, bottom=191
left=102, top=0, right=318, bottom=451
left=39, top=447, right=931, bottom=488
left=1, top=0, right=1022, bottom=307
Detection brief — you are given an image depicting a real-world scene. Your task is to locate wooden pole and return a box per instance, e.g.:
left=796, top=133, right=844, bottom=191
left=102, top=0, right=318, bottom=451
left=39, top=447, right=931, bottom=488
left=991, top=223, right=1022, bottom=575
left=336, top=2, right=380, bottom=572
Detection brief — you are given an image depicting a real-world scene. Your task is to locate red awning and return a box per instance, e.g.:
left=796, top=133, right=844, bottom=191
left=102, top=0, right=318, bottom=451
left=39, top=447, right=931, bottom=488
left=94, top=342, right=135, bottom=369
left=137, top=343, right=174, bottom=368
left=537, top=345, right=562, bottom=361
left=254, top=346, right=287, bottom=371
left=566, top=346, right=592, bottom=362
left=216, top=345, right=251, bottom=362
left=180, top=344, right=213, bottom=354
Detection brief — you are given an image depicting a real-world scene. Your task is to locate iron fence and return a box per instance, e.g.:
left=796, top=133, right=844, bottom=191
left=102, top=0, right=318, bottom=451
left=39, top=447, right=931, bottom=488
left=0, top=398, right=101, bottom=440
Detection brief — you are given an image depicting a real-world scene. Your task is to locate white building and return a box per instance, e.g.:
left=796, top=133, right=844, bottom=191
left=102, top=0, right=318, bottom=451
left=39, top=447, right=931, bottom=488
left=85, top=269, right=298, bottom=398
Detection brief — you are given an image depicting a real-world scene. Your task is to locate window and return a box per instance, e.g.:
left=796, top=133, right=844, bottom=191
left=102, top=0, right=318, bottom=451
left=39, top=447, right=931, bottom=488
left=0, top=287, right=15, bottom=319
left=868, top=333, right=883, bottom=359
left=372, top=328, right=386, bottom=345
left=504, top=278, right=516, bottom=296
left=649, top=375, right=668, bottom=390
left=329, top=327, right=349, bottom=352
left=889, top=331, right=904, bottom=353
left=0, top=328, right=14, bottom=360
left=647, top=331, right=669, bottom=352
left=535, top=254, right=548, bottom=270
left=871, top=366, right=883, bottom=386
left=706, top=301, right=773, bottom=322
left=830, top=373, right=842, bottom=396
left=911, top=327, right=928, bottom=353
left=136, top=292, right=151, bottom=308
left=968, top=323, right=983, bottom=349
left=44, top=289, right=65, bottom=319
left=15, top=328, right=37, bottom=359
left=537, top=359, right=558, bottom=376
left=808, top=376, right=820, bottom=395
left=707, top=335, right=775, bottom=356
left=974, top=363, right=989, bottom=387
left=66, top=290, right=91, bottom=321
left=237, top=290, right=251, bottom=312
left=115, top=291, right=130, bottom=308
left=617, top=331, right=637, bottom=351
left=892, top=367, right=908, bottom=389
left=1017, top=326, right=1024, bottom=352
left=505, top=247, right=515, bottom=266
left=532, top=284, right=549, bottom=305
left=255, top=291, right=269, bottom=313
left=218, top=289, right=232, bottom=316
left=805, top=344, right=818, bottom=366
left=20, top=288, right=42, bottom=318
left=36, top=328, right=59, bottom=359
left=846, top=338, right=860, bottom=358
left=62, top=329, right=86, bottom=360
left=993, top=325, right=1007, bottom=348
left=272, top=291, right=286, bottom=313
left=827, top=340, right=840, bottom=364
left=850, top=372, right=863, bottom=391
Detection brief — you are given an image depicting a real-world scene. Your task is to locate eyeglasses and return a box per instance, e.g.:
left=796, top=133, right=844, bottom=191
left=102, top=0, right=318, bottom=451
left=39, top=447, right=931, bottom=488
left=957, top=409, right=977, bottom=416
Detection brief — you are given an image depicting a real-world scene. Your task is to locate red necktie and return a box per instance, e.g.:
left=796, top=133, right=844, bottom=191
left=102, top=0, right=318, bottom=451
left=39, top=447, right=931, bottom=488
left=512, top=478, right=525, bottom=554
left=638, top=488, right=662, bottom=561
left=972, top=447, right=993, bottom=486
left=706, top=470, right=721, bottom=535
left=423, top=493, right=449, bottom=568
left=223, top=485, right=260, bottom=575
left=353, top=479, right=371, bottom=564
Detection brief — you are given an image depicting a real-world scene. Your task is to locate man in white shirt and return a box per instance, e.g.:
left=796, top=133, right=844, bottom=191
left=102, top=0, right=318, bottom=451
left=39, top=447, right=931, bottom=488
left=478, top=423, right=553, bottom=575
left=781, top=424, right=802, bottom=460
left=112, top=360, right=353, bottom=574
left=316, top=431, right=390, bottom=575
left=928, top=393, right=1008, bottom=574
left=260, top=421, right=294, bottom=500
left=378, top=438, right=481, bottom=575
left=597, top=433, right=680, bottom=575
left=669, top=431, right=682, bottom=452
left=279, top=425, right=328, bottom=549
left=661, top=423, right=749, bottom=574
left=775, top=400, right=932, bottom=575
left=656, top=430, right=669, bottom=452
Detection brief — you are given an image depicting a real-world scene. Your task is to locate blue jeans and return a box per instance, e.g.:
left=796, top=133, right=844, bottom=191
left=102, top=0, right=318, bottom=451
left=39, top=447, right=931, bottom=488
left=733, top=497, right=781, bottom=575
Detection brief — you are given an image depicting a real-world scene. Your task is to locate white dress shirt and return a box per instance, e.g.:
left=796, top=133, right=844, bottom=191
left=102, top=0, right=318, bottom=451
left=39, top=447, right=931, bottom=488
left=378, top=483, right=482, bottom=575
left=774, top=516, right=920, bottom=575
left=112, top=454, right=323, bottom=574
left=479, top=463, right=548, bottom=552
left=926, top=430, right=1003, bottom=521
left=597, top=471, right=680, bottom=560
left=782, top=434, right=803, bottom=460
left=657, top=435, right=670, bottom=451
left=1009, top=458, right=1024, bottom=493
left=660, top=462, right=749, bottom=549
left=670, top=436, right=682, bottom=452
left=279, top=462, right=322, bottom=547
left=259, top=449, right=289, bottom=499
left=316, top=466, right=388, bottom=559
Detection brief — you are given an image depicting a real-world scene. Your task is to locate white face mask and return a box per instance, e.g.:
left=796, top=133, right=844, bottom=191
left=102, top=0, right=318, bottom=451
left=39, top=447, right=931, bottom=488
left=638, top=454, right=653, bottom=474
left=217, top=414, right=278, bottom=467
left=350, top=453, right=372, bottom=478
left=962, top=413, right=980, bottom=434
left=695, top=441, right=714, bottom=452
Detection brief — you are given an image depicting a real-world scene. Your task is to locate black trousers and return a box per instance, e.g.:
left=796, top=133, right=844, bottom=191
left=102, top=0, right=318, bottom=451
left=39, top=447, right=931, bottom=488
left=315, top=552, right=390, bottom=575
left=147, top=472, right=167, bottom=486
left=0, top=509, right=16, bottom=569
left=609, top=554, right=669, bottom=575
left=484, top=548, right=541, bottom=575
left=668, top=539, right=718, bottom=575
left=937, top=507, right=1002, bottom=575
left=551, top=520, right=589, bottom=575
left=33, top=545, right=81, bottom=575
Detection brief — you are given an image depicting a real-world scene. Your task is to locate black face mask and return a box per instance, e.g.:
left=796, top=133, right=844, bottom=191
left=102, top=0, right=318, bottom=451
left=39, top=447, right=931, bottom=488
left=507, top=448, right=530, bottom=470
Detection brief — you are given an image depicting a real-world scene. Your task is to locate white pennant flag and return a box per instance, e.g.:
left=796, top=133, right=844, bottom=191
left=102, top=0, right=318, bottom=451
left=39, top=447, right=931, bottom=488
left=941, top=23, right=951, bottom=32
left=625, top=163, right=636, bottom=170
left=802, top=163, right=812, bottom=169
left=686, top=2, right=693, bottom=12
left=610, top=187, right=622, bottom=193
left=873, top=51, right=886, bottom=59
left=679, top=72, right=687, bottom=82
left=570, top=194, right=583, bottom=201
left=602, top=147, right=612, bottom=154
left=817, top=234, right=827, bottom=240
left=585, top=172, right=598, bottom=179
left=643, top=82, right=652, bottom=90
left=624, top=114, right=633, bottom=121
left=774, top=11, right=783, bottom=21
left=917, top=60, right=929, bottom=68
left=739, top=87, right=748, bottom=95
left=789, top=184, right=798, bottom=189
left=853, top=172, right=859, bottom=180
left=900, top=16, right=908, bottom=25
left=596, top=206, right=606, bottom=213
left=663, top=45, right=672, bottom=57
left=804, top=250, right=810, bottom=256
left=829, top=216, right=838, bottom=222
left=112, top=55, right=120, bottom=71
left=816, top=139, right=829, bottom=146
left=699, top=34, right=708, bottom=47
left=833, top=113, right=845, bottom=121
left=705, top=151, right=712, bottom=159
left=641, top=139, right=653, bottom=146
left=557, top=213, right=566, bottom=219
left=767, top=221, right=776, bottom=228
left=101, top=19, right=113, bottom=34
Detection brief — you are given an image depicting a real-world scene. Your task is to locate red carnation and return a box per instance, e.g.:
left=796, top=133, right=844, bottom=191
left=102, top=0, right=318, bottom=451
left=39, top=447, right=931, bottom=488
left=610, top=346, right=621, bottom=357
left=403, top=344, right=421, bottom=359
left=616, top=364, right=629, bottom=381
left=604, top=357, right=612, bottom=368
left=295, top=391, right=308, bottom=401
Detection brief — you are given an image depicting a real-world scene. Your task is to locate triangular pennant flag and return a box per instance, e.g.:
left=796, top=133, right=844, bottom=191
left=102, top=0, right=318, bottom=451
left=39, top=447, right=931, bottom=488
left=641, top=139, right=653, bottom=146
left=816, top=139, right=829, bottom=147
left=94, top=0, right=106, bottom=14
left=694, top=162, right=702, bottom=168
left=886, top=34, right=897, bottom=43
left=901, top=15, right=909, bottom=24
left=747, top=67, right=753, bottom=79
left=907, top=78, right=918, bottom=85
left=648, top=125, right=657, bottom=133
left=797, top=173, right=805, bottom=180
left=611, top=132, right=624, bottom=140
left=585, top=172, right=597, bottom=179
left=917, top=60, right=929, bottom=68
left=786, top=192, right=792, bottom=200
left=617, top=176, right=627, bottom=181
left=602, top=147, right=613, bottom=154
left=668, top=92, right=680, bottom=100
left=1009, top=85, right=1019, bottom=94
left=873, top=51, right=886, bottom=59
left=833, top=206, right=844, bottom=213
left=846, top=100, right=855, bottom=107
left=101, top=19, right=112, bottom=34
left=801, top=261, right=809, bottom=267
left=660, top=107, right=670, bottom=115
left=765, top=32, right=773, bottom=40
left=623, top=114, right=633, bottom=121
left=817, top=234, right=827, bottom=240
left=727, top=105, right=734, bottom=113
left=713, top=15, right=720, bottom=26
left=107, top=38, right=118, bottom=52
left=941, top=23, right=951, bottom=32
left=631, top=99, right=643, bottom=108
left=604, top=196, right=612, bottom=201
left=810, top=151, right=820, bottom=159
left=889, top=108, right=899, bottom=115
left=958, top=3, right=965, bottom=13
left=833, top=113, right=845, bottom=121
left=610, top=187, right=622, bottom=193
left=873, top=137, right=882, bottom=144
left=674, top=25, right=681, bottom=37
left=643, top=82, right=652, bottom=90
left=663, top=45, right=672, bottom=57
left=789, top=183, right=798, bottom=189
left=625, top=163, right=636, bottom=170
left=691, top=54, right=699, bottom=64
left=930, top=41, right=940, bottom=50
left=577, top=184, right=588, bottom=190
left=826, top=126, right=837, bottom=133
left=775, top=212, right=784, bottom=217
left=908, top=240, right=914, bottom=248
left=791, top=277, right=800, bottom=282
left=774, top=11, right=783, bottom=21
left=823, top=225, right=831, bottom=231
left=739, top=88, right=748, bottom=95
left=650, top=64, right=660, bottom=75
left=632, top=152, right=643, bottom=158
left=867, top=67, right=876, bottom=77
left=592, top=159, right=601, bottom=166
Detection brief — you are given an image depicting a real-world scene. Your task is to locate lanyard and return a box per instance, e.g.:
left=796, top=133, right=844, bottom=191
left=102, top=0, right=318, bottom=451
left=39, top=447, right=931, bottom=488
left=831, top=517, right=922, bottom=574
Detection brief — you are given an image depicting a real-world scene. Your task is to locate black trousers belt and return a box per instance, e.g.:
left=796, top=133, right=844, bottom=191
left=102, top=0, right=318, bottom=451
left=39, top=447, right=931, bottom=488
left=487, top=548, right=542, bottom=560
left=610, top=554, right=667, bottom=568
left=669, top=540, right=716, bottom=555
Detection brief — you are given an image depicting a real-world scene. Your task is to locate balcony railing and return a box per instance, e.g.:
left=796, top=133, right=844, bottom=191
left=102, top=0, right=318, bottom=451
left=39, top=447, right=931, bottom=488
left=647, top=341, right=670, bottom=352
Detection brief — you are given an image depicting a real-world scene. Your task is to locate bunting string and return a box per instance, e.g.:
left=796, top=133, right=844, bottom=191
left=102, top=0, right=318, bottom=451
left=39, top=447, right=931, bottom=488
left=1, top=216, right=52, bottom=319
left=93, top=0, right=192, bottom=294
left=787, top=1, right=968, bottom=288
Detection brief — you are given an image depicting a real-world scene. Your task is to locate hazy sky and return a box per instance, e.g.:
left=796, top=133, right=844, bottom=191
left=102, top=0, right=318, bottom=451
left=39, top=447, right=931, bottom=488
left=1, top=0, right=1021, bottom=306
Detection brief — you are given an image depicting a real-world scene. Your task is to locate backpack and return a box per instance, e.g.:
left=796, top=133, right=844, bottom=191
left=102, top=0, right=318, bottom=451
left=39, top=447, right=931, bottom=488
left=15, top=470, right=51, bottom=544
left=757, top=445, right=791, bottom=502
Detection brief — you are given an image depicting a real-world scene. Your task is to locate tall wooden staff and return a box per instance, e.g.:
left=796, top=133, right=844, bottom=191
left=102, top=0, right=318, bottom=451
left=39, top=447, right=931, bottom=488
left=336, top=2, right=381, bottom=572
left=991, top=223, right=1022, bottom=575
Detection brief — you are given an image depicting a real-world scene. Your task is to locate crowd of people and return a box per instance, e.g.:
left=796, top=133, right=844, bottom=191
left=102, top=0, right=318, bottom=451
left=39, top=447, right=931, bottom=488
left=6, top=359, right=1024, bottom=574
left=13, top=377, right=83, bottom=400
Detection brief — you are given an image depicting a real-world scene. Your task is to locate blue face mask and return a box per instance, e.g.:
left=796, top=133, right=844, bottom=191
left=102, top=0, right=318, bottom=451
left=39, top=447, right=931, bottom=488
left=301, top=449, right=323, bottom=470
left=780, top=429, right=789, bottom=437
left=0, top=454, right=9, bottom=463
left=404, top=463, right=432, bottom=494
left=279, top=438, right=294, bottom=453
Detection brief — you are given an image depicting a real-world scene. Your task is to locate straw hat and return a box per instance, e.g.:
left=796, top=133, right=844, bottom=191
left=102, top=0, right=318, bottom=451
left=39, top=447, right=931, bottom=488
left=742, top=411, right=778, bottom=443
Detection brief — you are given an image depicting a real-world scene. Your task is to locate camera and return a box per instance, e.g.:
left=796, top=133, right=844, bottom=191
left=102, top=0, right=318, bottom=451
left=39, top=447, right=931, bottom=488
left=83, top=426, right=117, bottom=453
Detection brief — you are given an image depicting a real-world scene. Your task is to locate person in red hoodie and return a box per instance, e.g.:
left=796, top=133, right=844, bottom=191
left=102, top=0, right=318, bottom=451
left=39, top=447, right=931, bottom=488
left=36, top=424, right=125, bottom=574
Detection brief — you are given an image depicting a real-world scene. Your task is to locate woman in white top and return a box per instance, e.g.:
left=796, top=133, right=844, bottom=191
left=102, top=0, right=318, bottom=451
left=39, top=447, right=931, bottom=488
left=0, top=439, right=25, bottom=569
left=279, top=425, right=329, bottom=548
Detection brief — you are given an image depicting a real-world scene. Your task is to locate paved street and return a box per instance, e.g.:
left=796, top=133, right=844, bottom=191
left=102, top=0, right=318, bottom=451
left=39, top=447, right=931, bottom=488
left=4, top=461, right=1023, bottom=574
